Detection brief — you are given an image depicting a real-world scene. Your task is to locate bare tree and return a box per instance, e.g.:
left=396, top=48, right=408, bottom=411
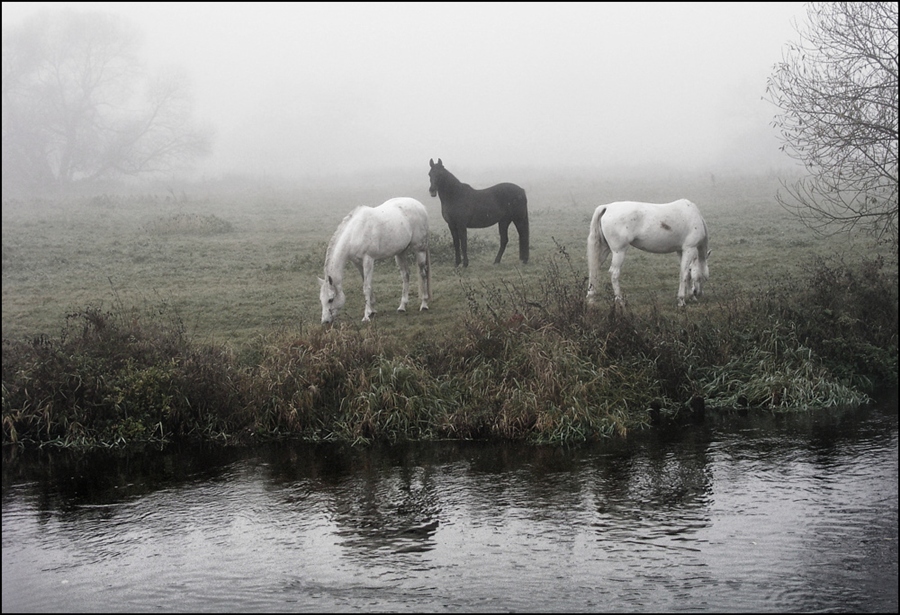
left=2, top=9, right=213, bottom=193
left=766, top=2, right=898, bottom=247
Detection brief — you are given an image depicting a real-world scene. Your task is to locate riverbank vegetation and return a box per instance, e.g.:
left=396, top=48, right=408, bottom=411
left=2, top=172, right=897, bottom=448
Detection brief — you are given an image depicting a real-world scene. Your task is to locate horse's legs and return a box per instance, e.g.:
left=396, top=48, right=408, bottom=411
left=513, top=217, right=529, bottom=264
left=416, top=248, right=430, bottom=310
left=361, top=255, right=377, bottom=321
left=395, top=253, right=410, bottom=313
left=495, top=221, right=510, bottom=264
left=458, top=227, right=469, bottom=268
left=676, top=249, right=694, bottom=307
left=450, top=226, right=463, bottom=267
left=609, top=249, right=628, bottom=304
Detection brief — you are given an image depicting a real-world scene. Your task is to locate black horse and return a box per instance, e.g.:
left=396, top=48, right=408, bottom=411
left=428, top=158, right=529, bottom=267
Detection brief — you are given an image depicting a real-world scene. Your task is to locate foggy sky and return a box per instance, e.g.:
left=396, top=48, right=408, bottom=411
left=2, top=2, right=807, bottom=180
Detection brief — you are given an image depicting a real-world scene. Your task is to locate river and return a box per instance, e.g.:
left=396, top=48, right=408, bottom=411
left=3, top=399, right=897, bottom=612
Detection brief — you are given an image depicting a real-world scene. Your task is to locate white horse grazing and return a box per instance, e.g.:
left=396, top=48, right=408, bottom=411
left=586, top=199, right=710, bottom=307
left=319, top=197, right=431, bottom=324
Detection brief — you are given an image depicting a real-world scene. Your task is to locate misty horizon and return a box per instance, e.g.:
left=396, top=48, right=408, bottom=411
left=2, top=2, right=808, bottom=184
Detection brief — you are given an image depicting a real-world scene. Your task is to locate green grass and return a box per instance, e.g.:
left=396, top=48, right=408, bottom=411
left=0, top=172, right=869, bottom=346
left=2, top=170, right=897, bottom=448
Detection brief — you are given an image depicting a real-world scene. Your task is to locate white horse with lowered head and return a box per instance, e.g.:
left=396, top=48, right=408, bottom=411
left=319, top=197, right=431, bottom=324
left=587, top=199, right=710, bottom=307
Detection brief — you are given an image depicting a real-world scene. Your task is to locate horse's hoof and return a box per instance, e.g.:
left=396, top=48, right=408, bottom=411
left=397, top=307, right=407, bottom=313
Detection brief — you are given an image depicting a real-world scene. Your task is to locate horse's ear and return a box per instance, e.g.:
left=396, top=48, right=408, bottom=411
left=430, top=158, right=435, bottom=168
left=437, top=158, right=442, bottom=166
left=707, top=249, right=712, bottom=258
left=318, top=276, right=325, bottom=286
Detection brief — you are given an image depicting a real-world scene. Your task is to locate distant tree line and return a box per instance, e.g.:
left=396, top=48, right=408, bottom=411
left=2, top=9, right=213, bottom=194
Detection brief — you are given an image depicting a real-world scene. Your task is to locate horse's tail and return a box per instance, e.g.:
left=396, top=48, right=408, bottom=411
left=586, top=205, right=609, bottom=300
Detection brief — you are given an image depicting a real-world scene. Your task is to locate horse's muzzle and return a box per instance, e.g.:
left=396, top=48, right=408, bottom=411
left=429, top=189, right=437, bottom=197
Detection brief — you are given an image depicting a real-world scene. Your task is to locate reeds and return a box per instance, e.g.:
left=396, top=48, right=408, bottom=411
left=2, top=252, right=896, bottom=449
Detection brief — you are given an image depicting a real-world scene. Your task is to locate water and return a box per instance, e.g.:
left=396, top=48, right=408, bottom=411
left=3, top=401, right=897, bottom=613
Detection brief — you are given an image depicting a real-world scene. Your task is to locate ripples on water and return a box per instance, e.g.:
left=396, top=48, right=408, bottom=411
left=3, top=401, right=897, bottom=612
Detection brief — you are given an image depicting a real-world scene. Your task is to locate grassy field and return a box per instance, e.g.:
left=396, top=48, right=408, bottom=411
left=2, top=168, right=897, bottom=448
left=2, top=169, right=884, bottom=348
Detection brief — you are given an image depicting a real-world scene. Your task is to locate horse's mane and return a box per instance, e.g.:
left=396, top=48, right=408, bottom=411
left=699, top=216, right=710, bottom=255
left=435, top=164, right=466, bottom=192
left=325, top=206, right=364, bottom=271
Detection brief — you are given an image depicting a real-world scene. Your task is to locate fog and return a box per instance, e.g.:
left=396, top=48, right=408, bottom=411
left=2, top=1, right=806, bottom=181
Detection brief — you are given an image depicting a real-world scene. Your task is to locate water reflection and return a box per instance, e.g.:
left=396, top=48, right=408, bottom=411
left=2, top=400, right=897, bottom=612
